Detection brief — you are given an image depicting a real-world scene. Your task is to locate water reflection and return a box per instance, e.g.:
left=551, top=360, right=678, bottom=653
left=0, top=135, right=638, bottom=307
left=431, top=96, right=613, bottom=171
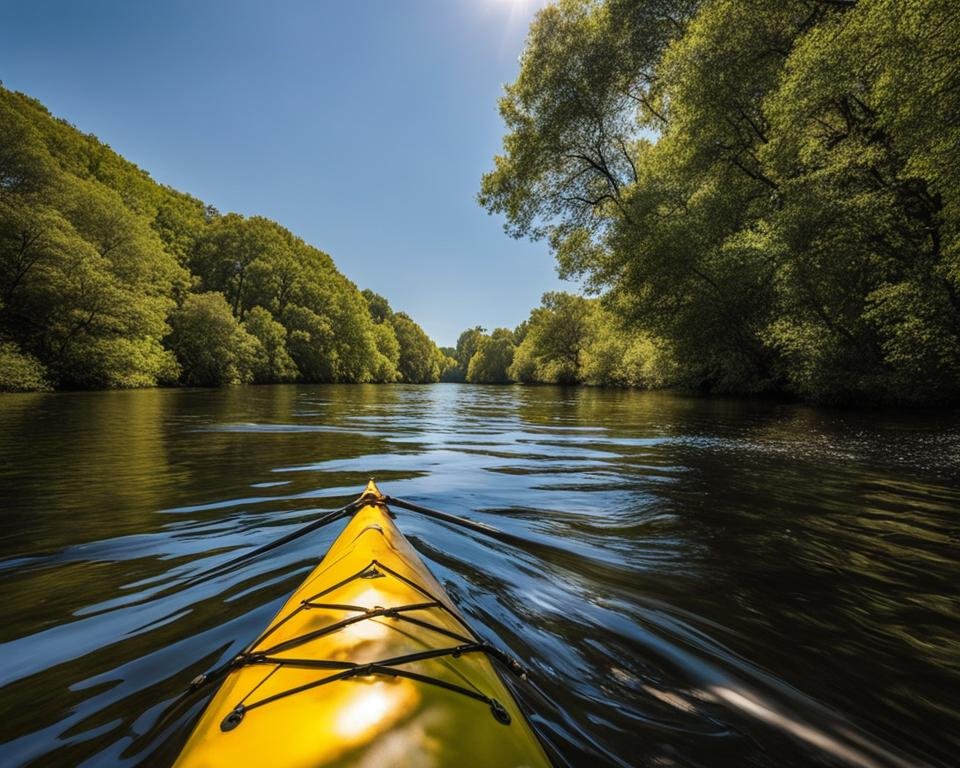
left=0, top=384, right=957, bottom=766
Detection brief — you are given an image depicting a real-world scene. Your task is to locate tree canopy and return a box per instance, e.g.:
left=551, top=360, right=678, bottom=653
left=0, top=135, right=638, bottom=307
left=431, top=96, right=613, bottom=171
left=481, top=0, right=960, bottom=404
left=0, top=87, right=443, bottom=390
left=466, top=328, right=516, bottom=384
left=447, top=292, right=671, bottom=388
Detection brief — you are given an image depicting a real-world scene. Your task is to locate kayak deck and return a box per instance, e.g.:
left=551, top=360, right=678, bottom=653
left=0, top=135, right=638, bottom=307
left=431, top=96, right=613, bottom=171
left=173, top=482, right=551, bottom=767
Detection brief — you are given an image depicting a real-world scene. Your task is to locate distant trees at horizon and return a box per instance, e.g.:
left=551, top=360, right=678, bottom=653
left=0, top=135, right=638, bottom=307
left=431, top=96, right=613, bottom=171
left=445, top=291, right=672, bottom=389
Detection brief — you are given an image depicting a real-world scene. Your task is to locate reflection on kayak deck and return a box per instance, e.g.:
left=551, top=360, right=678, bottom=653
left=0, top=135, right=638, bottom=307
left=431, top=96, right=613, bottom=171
left=0, top=384, right=957, bottom=766
left=172, top=484, right=552, bottom=767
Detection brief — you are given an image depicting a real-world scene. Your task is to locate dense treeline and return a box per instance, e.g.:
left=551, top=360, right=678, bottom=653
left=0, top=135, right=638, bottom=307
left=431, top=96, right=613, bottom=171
left=446, top=291, right=672, bottom=387
left=481, top=0, right=960, bottom=404
left=0, top=87, right=444, bottom=391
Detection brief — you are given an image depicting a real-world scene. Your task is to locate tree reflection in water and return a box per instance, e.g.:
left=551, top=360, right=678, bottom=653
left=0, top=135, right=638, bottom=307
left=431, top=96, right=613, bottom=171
left=0, top=384, right=957, bottom=767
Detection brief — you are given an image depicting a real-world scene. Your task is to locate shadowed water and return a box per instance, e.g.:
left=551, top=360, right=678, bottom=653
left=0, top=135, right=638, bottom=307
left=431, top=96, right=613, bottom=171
left=0, top=384, right=958, bottom=767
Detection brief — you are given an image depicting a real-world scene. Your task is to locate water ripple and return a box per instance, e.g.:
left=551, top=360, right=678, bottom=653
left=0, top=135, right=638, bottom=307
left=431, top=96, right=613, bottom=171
left=0, top=384, right=957, bottom=767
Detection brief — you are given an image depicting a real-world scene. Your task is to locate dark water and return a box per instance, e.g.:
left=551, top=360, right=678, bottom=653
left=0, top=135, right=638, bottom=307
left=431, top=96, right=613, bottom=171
left=1, top=384, right=958, bottom=767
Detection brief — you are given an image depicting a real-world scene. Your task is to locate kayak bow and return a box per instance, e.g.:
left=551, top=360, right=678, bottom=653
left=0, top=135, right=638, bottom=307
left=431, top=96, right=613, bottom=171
left=173, top=480, right=552, bottom=767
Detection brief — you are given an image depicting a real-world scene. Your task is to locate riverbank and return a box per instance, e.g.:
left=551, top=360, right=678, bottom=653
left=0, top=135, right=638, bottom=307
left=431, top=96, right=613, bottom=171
left=8, top=375, right=959, bottom=410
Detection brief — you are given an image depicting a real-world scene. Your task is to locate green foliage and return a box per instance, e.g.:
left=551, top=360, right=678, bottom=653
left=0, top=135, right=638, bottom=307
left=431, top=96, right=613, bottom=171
left=190, top=214, right=293, bottom=319
left=466, top=328, right=515, bottom=384
left=0, top=86, right=442, bottom=391
left=529, top=292, right=593, bottom=384
left=187, top=212, right=397, bottom=383
left=451, top=291, right=667, bottom=388
left=0, top=97, right=55, bottom=196
left=437, top=346, right=461, bottom=382
left=243, top=306, right=299, bottom=383
left=580, top=307, right=673, bottom=388
left=359, top=288, right=446, bottom=383
left=455, top=327, right=485, bottom=370
left=482, top=0, right=960, bottom=403
left=369, top=321, right=401, bottom=383
left=0, top=134, right=185, bottom=389
left=507, top=293, right=596, bottom=384
left=390, top=312, right=442, bottom=383
left=283, top=304, right=337, bottom=381
left=438, top=351, right=461, bottom=383
left=507, top=336, right=539, bottom=384
left=168, top=292, right=257, bottom=386
left=362, top=289, right=393, bottom=324
left=441, top=326, right=485, bottom=382
left=0, top=340, right=50, bottom=391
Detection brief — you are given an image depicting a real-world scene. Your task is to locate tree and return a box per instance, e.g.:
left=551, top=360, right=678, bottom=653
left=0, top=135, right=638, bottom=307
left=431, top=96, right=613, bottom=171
left=0, top=96, right=54, bottom=197
left=369, top=321, right=401, bottom=382
left=390, top=312, right=441, bottom=383
left=479, top=0, right=694, bottom=266
left=438, top=346, right=463, bottom=382
left=0, top=340, right=50, bottom=391
left=0, top=86, right=444, bottom=392
left=506, top=293, right=594, bottom=384
left=190, top=214, right=292, bottom=320
left=168, top=292, right=258, bottom=386
left=362, top=289, right=393, bottom=323
left=455, top=326, right=485, bottom=373
left=283, top=303, right=336, bottom=382
left=243, top=306, right=299, bottom=383
left=0, top=172, right=184, bottom=389
left=482, top=0, right=960, bottom=403
left=580, top=304, right=672, bottom=387
left=757, top=0, right=960, bottom=401
left=466, top=328, right=516, bottom=383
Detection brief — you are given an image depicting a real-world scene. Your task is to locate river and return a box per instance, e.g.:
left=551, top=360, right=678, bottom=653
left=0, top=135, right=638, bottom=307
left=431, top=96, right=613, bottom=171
left=0, top=384, right=958, bottom=767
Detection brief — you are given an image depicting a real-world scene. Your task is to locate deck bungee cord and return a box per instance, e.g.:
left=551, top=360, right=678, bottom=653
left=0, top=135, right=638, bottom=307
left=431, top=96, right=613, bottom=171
left=170, top=481, right=556, bottom=768
left=183, top=499, right=363, bottom=586
left=189, top=555, right=527, bottom=732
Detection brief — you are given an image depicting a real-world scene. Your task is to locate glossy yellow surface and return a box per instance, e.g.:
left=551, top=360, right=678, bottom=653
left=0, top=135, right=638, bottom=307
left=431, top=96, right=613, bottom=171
left=173, top=481, right=552, bottom=768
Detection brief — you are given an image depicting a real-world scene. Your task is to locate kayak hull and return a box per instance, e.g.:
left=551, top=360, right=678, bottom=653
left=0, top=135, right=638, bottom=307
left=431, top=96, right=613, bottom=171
left=173, top=482, right=551, bottom=768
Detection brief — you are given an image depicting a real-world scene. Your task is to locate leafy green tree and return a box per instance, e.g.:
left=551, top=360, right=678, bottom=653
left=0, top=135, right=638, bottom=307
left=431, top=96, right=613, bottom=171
left=283, top=303, right=337, bottom=381
left=438, top=346, right=463, bottom=382
left=439, top=353, right=461, bottom=382
left=757, top=0, right=960, bottom=401
left=483, top=0, right=960, bottom=403
left=507, top=337, right=539, bottom=383
left=390, top=312, right=441, bottom=383
left=168, top=292, right=257, bottom=386
left=362, top=289, right=393, bottom=323
left=0, top=96, right=55, bottom=197
left=152, top=189, right=207, bottom=268
left=454, top=325, right=486, bottom=377
left=243, top=306, right=299, bottom=383
left=466, top=328, right=516, bottom=384
left=0, top=85, right=445, bottom=392
left=507, top=293, right=594, bottom=384
left=369, top=320, right=401, bottom=382
left=190, top=214, right=293, bottom=320
left=0, top=340, right=50, bottom=391
left=580, top=305, right=672, bottom=387
left=1, top=168, right=184, bottom=388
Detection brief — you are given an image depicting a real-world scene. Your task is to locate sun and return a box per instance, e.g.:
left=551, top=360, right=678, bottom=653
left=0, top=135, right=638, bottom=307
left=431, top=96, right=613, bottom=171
left=480, top=0, right=552, bottom=46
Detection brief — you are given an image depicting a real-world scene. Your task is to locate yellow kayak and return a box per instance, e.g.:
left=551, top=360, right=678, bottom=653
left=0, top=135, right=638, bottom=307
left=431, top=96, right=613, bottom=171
left=173, top=480, right=552, bottom=767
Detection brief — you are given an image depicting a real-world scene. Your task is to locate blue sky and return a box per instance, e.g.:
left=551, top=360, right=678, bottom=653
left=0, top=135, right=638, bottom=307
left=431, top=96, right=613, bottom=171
left=0, top=0, right=569, bottom=346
